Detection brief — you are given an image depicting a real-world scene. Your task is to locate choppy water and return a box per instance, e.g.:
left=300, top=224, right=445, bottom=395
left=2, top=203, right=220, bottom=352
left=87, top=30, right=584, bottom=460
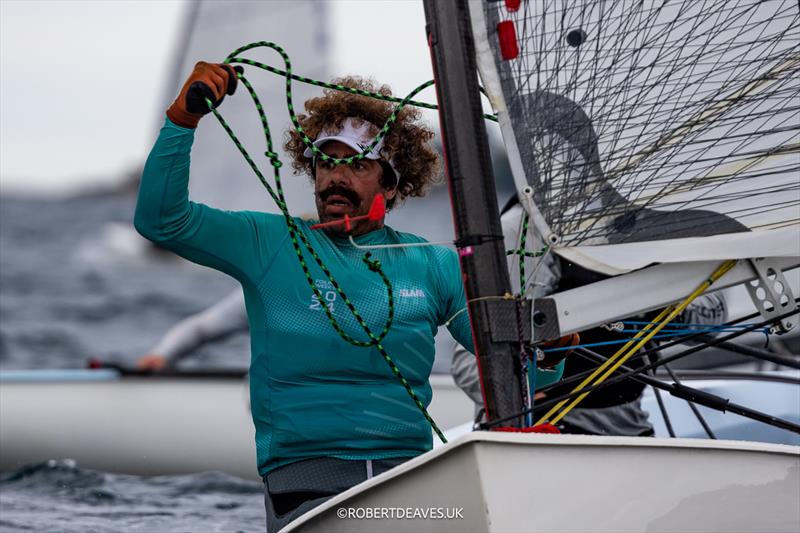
left=0, top=191, right=248, bottom=370
left=0, top=191, right=264, bottom=531
left=0, top=460, right=264, bottom=532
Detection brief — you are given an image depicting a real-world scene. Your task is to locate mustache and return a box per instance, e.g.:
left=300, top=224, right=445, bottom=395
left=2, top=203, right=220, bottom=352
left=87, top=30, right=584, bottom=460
left=320, top=185, right=361, bottom=206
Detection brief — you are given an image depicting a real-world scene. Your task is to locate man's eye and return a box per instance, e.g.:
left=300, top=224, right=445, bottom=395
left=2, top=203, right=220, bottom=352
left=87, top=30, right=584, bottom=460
left=352, top=161, right=365, bottom=171
left=320, top=160, right=335, bottom=170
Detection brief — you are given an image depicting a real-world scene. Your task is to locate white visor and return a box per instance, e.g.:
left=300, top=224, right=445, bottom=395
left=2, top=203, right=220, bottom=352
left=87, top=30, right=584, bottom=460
left=304, top=118, right=400, bottom=183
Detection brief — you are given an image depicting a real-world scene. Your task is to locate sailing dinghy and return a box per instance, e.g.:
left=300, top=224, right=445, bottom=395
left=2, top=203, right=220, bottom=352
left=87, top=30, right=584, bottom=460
left=2, top=2, right=796, bottom=531
left=282, top=0, right=800, bottom=530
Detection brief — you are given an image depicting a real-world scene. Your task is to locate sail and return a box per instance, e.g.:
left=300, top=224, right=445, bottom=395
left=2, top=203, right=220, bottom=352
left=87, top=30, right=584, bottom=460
left=470, top=0, right=800, bottom=275
left=169, top=0, right=332, bottom=214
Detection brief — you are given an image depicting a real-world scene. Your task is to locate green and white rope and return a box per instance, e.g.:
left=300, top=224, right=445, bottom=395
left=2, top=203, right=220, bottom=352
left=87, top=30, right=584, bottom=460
left=204, top=41, right=446, bottom=442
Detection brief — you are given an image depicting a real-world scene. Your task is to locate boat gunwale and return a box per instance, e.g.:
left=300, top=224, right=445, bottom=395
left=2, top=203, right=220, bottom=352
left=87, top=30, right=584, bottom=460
left=283, top=431, right=800, bottom=532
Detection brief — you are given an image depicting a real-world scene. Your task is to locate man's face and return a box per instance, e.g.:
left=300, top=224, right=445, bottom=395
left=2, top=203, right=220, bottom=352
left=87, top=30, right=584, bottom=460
left=314, top=140, right=396, bottom=236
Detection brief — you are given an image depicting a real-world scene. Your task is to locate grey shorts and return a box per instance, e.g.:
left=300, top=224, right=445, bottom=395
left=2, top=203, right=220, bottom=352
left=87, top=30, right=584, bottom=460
left=262, top=456, right=413, bottom=533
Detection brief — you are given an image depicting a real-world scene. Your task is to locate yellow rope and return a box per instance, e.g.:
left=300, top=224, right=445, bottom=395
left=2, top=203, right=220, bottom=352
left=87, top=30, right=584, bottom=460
left=536, top=259, right=738, bottom=426
left=535, top=305, right=674, bottom=425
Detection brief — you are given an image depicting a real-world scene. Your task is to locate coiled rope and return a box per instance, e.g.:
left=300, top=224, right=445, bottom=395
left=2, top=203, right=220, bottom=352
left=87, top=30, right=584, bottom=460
left=205, top=41, right=453, bottom=442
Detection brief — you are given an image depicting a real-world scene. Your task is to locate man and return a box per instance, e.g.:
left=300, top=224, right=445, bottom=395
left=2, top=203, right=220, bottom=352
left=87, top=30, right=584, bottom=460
left=135, top=62, right=563, bottom=531
left=453, top=197, right=727, bottom=434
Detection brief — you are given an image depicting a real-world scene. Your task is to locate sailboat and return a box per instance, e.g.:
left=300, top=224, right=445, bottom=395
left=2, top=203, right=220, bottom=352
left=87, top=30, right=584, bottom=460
left=278, top=0, right=800, bottom=531
left=1, top=0, right=796, bottom=529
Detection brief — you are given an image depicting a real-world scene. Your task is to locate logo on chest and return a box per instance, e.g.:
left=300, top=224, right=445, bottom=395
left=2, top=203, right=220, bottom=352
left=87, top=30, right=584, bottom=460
left=398, top=288, right=426, bottom=298
left=309, top=279, right=337, bottom=312
left=307, top=279, right=426, bottom=314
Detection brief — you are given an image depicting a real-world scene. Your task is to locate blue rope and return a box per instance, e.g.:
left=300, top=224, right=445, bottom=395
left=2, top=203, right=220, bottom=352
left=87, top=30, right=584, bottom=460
left=619, top=327, right=767, bottom=334
left=622, top=321, right=758, bottom=329
left=541, top=328, right=770, bottom=353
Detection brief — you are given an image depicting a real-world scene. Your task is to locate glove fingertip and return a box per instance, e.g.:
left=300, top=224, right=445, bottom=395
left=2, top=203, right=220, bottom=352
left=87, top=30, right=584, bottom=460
left=185, top=81, right=216, bottom=114
left=223, top=64, right=240, bottom=95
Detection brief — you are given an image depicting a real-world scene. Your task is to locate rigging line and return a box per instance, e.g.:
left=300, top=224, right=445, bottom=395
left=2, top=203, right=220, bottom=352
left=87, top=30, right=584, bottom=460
left=636, top=141, right=800, bottom=206
left=442, top=294, right=517, bottom=328
left=647, top=346, right=677, bottom=438
left=624, top=175, right=800, bottom=206
left=347, top=236, right=454, bottom=250
left=693, top=334, right=800, bottom=370
left=517, top=211, right=530, bottom=295
left=588, top=0, right=702, bottom=181
left=633, top=167, right=800, bottom=195
left=507, top=246, right=549, bottom=259
left=600, top=75, right=792, bottom=212
left=749, top=218, right=800, bottom=231
left=578, top=341, right=717, bottom=439
left=661, top=358, right=717, bottom=439
left=577, top=98, right=799, bottom=241
left=650, top=369, right=800, bottom=386
left=612, top=184, right=800, bottom=220
left=652, top=384, right=676, bottom=438
left=652, top=195, right=800, bottom=216
left=573, top=198, right=800, bottom=242
left=534, top=304, right=788, bottom=398
left=595, top=102, right=800, bottom=147
left=484, top=307, right=800, bottom=432
left=623, top=320, right=764, bottom=328
left=626, top=0, right=776, bottom=198
left=550, top=308, right=800, bottom=410
left=617, top=327, right=768, bottom=333
left=538, top=259, right=738, bottom=426
left=605, top=54, right=800, bottom=183
left=570, top=346, right=781, bottom=437
left=536, top=304, right=677, bottom=424
left=224, top=55, right=498, bottom=122
left=563, top=198, right=796, bottom=242
left=558, top=173, right=800, bottom=240
left=560, top=183, right=800, bottom=218
left=606, top=0, right=709, bottom=196
left=629, top=104, right=799, bottom=214
left=522, top=242, right=553, bottom=299
left=540, top=329, right=769, bottom=351
left=587, top=101, right=799, bottom=134
left=552, top=149, right=799, bottom=196
left=627, top=198, right=800, bottom=220
left=557, top=181, right=800, bottom=224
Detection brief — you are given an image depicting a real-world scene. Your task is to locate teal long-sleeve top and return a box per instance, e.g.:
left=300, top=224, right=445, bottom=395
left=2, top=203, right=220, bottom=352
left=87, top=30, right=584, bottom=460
left=135, top=118, right=562, bottom=476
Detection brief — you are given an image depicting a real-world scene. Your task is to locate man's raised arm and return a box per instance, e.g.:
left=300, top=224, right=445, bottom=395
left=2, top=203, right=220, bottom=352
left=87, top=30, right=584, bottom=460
left=134, top=62, right=270, bottom=284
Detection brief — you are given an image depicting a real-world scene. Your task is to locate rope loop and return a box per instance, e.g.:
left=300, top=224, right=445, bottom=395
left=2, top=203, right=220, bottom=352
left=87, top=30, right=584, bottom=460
left=264, top=151, right=283, bottom=168
left=365, top=257, right=382, bottom=272
left=207, top=41, right=449, bottom=443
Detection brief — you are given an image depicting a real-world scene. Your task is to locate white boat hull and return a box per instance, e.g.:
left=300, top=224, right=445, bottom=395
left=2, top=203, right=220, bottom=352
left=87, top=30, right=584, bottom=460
left=0, top=370, right=474, bottom=480
left=286, top=433, right=800, bottom=533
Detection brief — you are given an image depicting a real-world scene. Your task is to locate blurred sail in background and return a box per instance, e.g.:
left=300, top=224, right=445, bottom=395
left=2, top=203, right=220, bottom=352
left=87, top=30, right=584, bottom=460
left=170, top=0, right=332, bottom=214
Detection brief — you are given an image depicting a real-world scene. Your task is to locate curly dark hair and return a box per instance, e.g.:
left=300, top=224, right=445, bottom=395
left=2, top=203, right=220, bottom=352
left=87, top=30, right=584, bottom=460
left=284, top=76, right=441, bottom=209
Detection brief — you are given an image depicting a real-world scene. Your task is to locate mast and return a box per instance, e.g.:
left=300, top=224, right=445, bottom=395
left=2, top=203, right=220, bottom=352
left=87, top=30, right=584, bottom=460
left=424, top=0, right=526, bottom=427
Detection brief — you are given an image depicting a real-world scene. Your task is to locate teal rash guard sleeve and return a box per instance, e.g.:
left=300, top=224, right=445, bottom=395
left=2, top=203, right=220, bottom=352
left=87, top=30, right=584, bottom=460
left=134, top=120, right=269, bottom=284
left=135, top=118, right=477, bottom=476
